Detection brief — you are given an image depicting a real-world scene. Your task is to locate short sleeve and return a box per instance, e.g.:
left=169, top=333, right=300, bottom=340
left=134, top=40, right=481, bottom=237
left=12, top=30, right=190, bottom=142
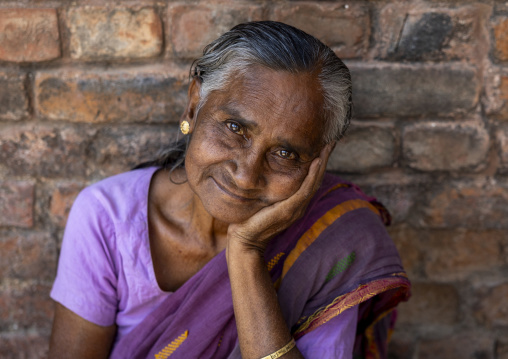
left=50, top=188, right=118, bottom=326
left=296, top=305, right=358, bottom=358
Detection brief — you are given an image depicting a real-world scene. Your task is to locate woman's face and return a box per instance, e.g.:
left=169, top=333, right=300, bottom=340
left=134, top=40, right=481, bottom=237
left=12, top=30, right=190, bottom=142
left=185, top=65, right=326, bottom=224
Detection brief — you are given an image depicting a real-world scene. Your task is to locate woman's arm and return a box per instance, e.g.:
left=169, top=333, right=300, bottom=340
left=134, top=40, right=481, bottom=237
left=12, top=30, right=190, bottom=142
left=49, top=303, right=116, bottom=359
left=227, top=144, right=334, bottom=359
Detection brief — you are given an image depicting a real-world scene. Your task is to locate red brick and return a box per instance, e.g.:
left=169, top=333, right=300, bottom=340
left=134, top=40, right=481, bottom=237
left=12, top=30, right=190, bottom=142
left=0, top=181, right=34, bottom=228
left=35, top=66, right=187, bottom=123
left=494, top=17, right=508, bottom=62
left=0, top=72, right=28, bottom=121
left=167, top=4, right=263, bottom=59
left=387, top=225, right=423, bottom=279
left=416, top=182, right=508, bottom=229
left=475, top=282, right=508, bottom=328
left=0, top=331, right=49, bottom=359
left=397, top=282, right=459, bottom=326
left=327, top=125, right=396, bottom=173
left=351, top=64, right=479, bottom=118
left=402, top=121, right=489, bottom=171
left=0, top=8, right=60, bottom=62
left=87, top=125, right=179, bottom=178
left=66, top=7, right=162, bottom=60
left=0, top=124, right=88, bottom=178
left=423, top=230, right=505, bottom=281
left=0, top=231, right=56, bottom=282
left=271, top=3, right=369, bottom=59
left=0, top=282, right=53, bottom=332
left=419, top=333, right=494, bottom=359
left=374, top=4, right=490, bottom=62
left=49, top=182, right=84, bottom=228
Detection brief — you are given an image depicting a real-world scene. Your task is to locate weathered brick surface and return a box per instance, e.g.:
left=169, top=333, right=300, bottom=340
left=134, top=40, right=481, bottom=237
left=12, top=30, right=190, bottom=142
left=66, top=7, right=162, bottom=60
left=0, top=72, right=28, bottom=121
left=484, top=71, right=508, bottom=119
left=87, top=125, right=179, bottom=177
left=35, top=67, right=187, bottom=123
left=397, top=282, right=459, bottom=326
left=418, top=333, right=494, bottom=359
left=350, top=64, right=479, bottom=118
left=497, top=125, right=508, bottom=171
left=0, top=231, right=56, bottom=282
left=493, top=17, right=508, bottom=62
left=387, top=225, right=423, bottom=279
left=402, top=121, right=489, bottom=171
left=167, top=4, right=263, bottom=59
left=0, top=282, right=53, bottom=332
left=497, top=339, right=508, bottom=359
left=374, top=4, right=490, bottom=62
left=0, top=124, right=88, bottom=178
left=328, top=125, right=395, bottom=173
left=415, top=182, right=508, bottom=229
left=423, top=230, right=505, bottom=281
left=271, top=3, right=369, bottom=59
left=0, top=182, right=34, bottom=228
left=0, top=8, right=60, bottom=63
left=0, top=332, right=49, bottom=359
left=49, top=182, right=85, bottom=228
left=475, top=282, right=508, bottom=328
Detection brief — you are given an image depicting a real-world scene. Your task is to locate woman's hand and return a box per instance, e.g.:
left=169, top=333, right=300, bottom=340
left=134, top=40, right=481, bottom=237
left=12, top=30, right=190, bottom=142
left=227, top=142, right=335, bottom=254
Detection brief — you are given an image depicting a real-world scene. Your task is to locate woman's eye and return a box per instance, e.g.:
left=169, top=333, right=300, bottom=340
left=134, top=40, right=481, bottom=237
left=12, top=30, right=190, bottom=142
left=277, top=150, right=296, bottom=160
left=226, top=122, right=244, bottom=135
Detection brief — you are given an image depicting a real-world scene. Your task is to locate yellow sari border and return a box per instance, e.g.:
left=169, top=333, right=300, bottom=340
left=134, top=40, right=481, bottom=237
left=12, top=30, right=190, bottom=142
left=281, top=199, right=380, bottom=279
left=293, top=275, right=410, bottom=338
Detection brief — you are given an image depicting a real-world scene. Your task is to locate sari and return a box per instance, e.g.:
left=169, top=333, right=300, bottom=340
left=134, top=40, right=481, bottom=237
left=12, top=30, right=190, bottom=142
left=110, top=173, right=410, bottom=359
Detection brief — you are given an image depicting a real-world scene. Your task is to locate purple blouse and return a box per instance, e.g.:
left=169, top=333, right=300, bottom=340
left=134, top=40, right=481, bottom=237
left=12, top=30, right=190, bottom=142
left=51, top=167, right=357, bottom=357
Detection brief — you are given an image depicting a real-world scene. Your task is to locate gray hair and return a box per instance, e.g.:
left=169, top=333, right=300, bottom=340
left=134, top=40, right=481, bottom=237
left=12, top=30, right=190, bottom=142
left=193, top=21, right=352, bottom=144
left=135, top=21, right=352, bottom=172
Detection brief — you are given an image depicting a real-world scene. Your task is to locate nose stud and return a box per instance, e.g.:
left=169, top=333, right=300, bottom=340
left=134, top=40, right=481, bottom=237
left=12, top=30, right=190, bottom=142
left=180, top=121, right=190, bottom=135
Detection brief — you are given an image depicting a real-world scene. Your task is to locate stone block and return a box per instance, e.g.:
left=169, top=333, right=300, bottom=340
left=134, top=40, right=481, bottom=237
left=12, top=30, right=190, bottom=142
left=415, top=181, right=508, bottom=229
left=350, top=64, right=479, bottom=118
left=66, top=7, right=162, bottom=60
left=0, top=8, right=60, bottom=62
left=493, top=16, right=508, bottom=62
left=167, top=4, right=263, bottom=59
left=0, top=124, right=88, bottom=178
left=397, top=282, right=459, bottom=326
left=327, top=126, right=396, bottom=173
left=271, top=3, right=369, bottom=59
left=0, top=282, right=53, bottom=332
left=0, top=231, right=56, bottom=282
left=475, top=282, right=508, bottom=328
left=49, top=182, right=85, bottom=228
left=0, top=72, right=28, bottom=121
left=35, top=66, right=187, bottom=123
left=374, top=4, right=490, bottom=62
left=497, top=339, right=508, bottom=359
left=0, top=332, right=49, bottom=359
left=387, top=225, right=423, bottom=279
left=0, top=181, right=34, bottom=228
left=418, top=333, right=493, bottom=359
left=87, top=125, right=179, bottom=178
left=402, top=121, right=489, bottom=171
left=423, top=230, right=505, bottom=281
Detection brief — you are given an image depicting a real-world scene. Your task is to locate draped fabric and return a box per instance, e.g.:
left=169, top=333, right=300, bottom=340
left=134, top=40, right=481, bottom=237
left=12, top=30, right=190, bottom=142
left=110, top=173, right=410, bottom=359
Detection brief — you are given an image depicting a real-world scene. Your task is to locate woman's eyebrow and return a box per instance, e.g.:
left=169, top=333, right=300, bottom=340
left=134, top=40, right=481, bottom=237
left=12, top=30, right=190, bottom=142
left=219, top=105, right=259, bottom=130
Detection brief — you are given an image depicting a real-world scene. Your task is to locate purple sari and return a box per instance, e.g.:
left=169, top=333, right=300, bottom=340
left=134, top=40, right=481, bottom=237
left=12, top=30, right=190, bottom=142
left=110, top=173, right=410, bottom=359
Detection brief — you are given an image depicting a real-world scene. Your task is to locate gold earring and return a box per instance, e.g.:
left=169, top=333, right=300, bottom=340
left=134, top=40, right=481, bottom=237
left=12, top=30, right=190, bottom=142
left=180, top=120, right=190, bottom=135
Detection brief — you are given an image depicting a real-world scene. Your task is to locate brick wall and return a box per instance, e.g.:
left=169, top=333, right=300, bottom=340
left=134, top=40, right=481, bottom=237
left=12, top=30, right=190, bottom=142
left=0, top=1, right=506, bottom=358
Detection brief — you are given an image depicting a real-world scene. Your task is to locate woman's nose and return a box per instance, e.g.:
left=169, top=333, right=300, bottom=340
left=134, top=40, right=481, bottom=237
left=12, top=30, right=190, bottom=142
left=231, top=149, right=266, bottom=190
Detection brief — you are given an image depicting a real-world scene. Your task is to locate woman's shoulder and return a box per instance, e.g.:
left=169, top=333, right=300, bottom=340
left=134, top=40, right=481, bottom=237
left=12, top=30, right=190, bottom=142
left=75, top=167, right=160, bottom=223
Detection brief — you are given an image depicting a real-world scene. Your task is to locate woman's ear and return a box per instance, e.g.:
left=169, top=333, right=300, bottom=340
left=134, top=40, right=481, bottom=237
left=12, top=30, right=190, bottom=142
left=180, top=77, right=202, bottom=133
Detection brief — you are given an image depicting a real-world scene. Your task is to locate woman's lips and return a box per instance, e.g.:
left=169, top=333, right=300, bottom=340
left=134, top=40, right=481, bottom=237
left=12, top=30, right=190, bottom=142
left=211, top=177, right=257, bottom=202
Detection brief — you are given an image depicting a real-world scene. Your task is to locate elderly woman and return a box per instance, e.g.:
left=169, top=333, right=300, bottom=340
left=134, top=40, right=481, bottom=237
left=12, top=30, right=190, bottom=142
left=49, top=21, right=410, bottom=358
